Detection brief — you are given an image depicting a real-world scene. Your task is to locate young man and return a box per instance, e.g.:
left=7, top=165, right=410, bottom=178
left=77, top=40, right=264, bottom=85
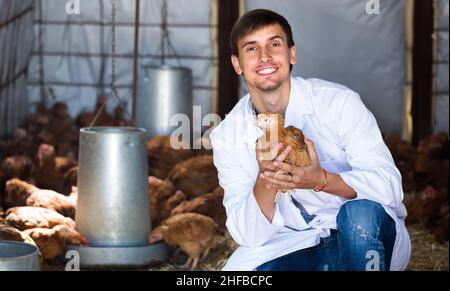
left=210, top=9, right=411, bottom=271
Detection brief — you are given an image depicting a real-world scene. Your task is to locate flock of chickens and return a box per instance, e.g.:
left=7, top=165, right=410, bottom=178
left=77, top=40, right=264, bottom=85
left=146, top=136, right=226, bottom=270
left=0, top=98, right=226, bottom=270
left=0, top=98, right=128, bottom=266
left=384, top=133, right=449, bottom=241
left=0, top=98, right=448, bottom=271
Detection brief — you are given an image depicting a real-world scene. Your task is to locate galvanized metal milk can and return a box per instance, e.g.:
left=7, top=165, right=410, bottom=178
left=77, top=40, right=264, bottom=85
left=76, top=127, right=150, bottom=247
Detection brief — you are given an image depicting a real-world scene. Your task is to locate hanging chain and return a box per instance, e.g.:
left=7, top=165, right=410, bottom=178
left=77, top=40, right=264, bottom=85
left=89, top=0, right=135, bottom=127
left=111, top=0, right=117, bottom=87
left=161, top=0, right=167, bottom=65
left=156, top=0, right=182, bottom=67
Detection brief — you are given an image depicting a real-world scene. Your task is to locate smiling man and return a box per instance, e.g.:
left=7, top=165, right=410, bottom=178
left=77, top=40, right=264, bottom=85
left=210, top=9, right=411, bottom=271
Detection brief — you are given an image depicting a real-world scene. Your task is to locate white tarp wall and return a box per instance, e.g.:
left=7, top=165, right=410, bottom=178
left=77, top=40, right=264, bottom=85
left=246, top=0, right=406, bottom=135
left=26, top=0, right=213, bottom=120
left=0, top=0, right=34, bottom=137
left=434, top=0, right=449, bottom=133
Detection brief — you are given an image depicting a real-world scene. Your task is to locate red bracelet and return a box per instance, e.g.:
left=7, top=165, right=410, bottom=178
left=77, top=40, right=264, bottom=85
left=313, top=169, right=327, bottom=192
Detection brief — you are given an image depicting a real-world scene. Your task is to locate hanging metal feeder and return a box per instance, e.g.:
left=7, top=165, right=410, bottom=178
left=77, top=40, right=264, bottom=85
left=66, top=127, right=168, bottom=268
left=136, top=65, right=193, bottom=139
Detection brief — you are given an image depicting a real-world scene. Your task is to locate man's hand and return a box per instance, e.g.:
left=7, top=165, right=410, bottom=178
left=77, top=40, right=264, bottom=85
left=253, top=140, right=293, bottom=222
left=255, top=141, right=293, bottom=189
left=260, top=138, right=324, bottom=190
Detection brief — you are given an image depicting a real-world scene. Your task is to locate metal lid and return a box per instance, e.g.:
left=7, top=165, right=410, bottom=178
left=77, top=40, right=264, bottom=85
left=141, top=64, right=192, bottom=72
left=80, top=127, right=146, bottom=134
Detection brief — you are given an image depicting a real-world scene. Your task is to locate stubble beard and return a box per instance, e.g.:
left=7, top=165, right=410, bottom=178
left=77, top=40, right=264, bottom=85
left=255, top=78, right=283, bottom=93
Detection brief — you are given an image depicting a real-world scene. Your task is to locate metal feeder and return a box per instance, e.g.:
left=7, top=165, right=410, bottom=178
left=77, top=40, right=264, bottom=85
left=66, top=127, right=168, bottom=268
left=136, top=65, right=193, bottom=140
left=0, top=241, right=40, bottom=271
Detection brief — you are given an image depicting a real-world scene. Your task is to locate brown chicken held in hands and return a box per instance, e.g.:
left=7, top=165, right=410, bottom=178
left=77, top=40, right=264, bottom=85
left=256, top=113, right=311, bottom=192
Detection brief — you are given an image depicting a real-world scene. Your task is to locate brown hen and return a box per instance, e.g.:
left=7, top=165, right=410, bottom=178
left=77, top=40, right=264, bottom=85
left=147, top=135, right=194, bottom=179
left=0, top=224, right=36, bottom=246
left=168, top=155, right=219, bottom=198
left=148, top=213, right=219, bottom=270
left=34, top=143, right=77, bottom=193
left=5, top=206, right=75, bottom=231
left=23, top=225, right=87, bottom=261
left=0, top=155, right=34, bottom=182
left=148, top=176, right=176, bottom=227
left=170, top=186, right=226, bottom=228
left=62, top=166, right=78, bottom=195
left=5, top=178, right=76, bottom=218
left=3, top=178, right=38, bottom=209
left=256, top=112, right=311, bottom=192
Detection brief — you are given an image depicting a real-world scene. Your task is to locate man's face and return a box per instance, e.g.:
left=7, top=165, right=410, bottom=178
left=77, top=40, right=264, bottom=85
left=231, top=24, right=296, bottom=93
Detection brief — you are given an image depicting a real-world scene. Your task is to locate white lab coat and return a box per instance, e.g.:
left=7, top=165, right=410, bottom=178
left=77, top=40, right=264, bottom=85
left=210, top=77, right=411, bottom=271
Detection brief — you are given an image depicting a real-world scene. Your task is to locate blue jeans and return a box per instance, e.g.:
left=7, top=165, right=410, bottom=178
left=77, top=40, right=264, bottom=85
left=256, top=199, right=397, bottom=271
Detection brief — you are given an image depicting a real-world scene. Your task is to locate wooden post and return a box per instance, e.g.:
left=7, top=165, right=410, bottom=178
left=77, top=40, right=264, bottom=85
left=218, top=0, right=240, bottom=118
left=411, top=0, right=433, bottom=145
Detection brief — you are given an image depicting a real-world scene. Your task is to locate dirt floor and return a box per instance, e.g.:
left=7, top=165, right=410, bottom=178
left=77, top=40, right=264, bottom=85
left=42, top=223, right=448, bottom=271
left=406, top=224, right=449, bottom=271
left=148, top=224, right=448, bottom=271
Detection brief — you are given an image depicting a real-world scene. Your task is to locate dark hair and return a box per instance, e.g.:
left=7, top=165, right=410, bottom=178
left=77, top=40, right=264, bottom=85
left=230, top=9, right=295, bottom=57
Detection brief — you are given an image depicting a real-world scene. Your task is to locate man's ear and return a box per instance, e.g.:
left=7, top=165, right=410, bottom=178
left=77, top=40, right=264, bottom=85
left=290, top=46, right=297, bottom=65
left=231, top=55, right=243, bottom=75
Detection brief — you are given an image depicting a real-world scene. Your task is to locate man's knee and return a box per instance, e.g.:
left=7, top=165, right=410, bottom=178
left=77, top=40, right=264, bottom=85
left=337, top=199, right=387, bottom=241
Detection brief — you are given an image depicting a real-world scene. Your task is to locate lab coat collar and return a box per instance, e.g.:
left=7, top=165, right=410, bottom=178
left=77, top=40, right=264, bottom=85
left=285, top=77, right=314, bottom=124
left=242, top=77, right=314, bottom=145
